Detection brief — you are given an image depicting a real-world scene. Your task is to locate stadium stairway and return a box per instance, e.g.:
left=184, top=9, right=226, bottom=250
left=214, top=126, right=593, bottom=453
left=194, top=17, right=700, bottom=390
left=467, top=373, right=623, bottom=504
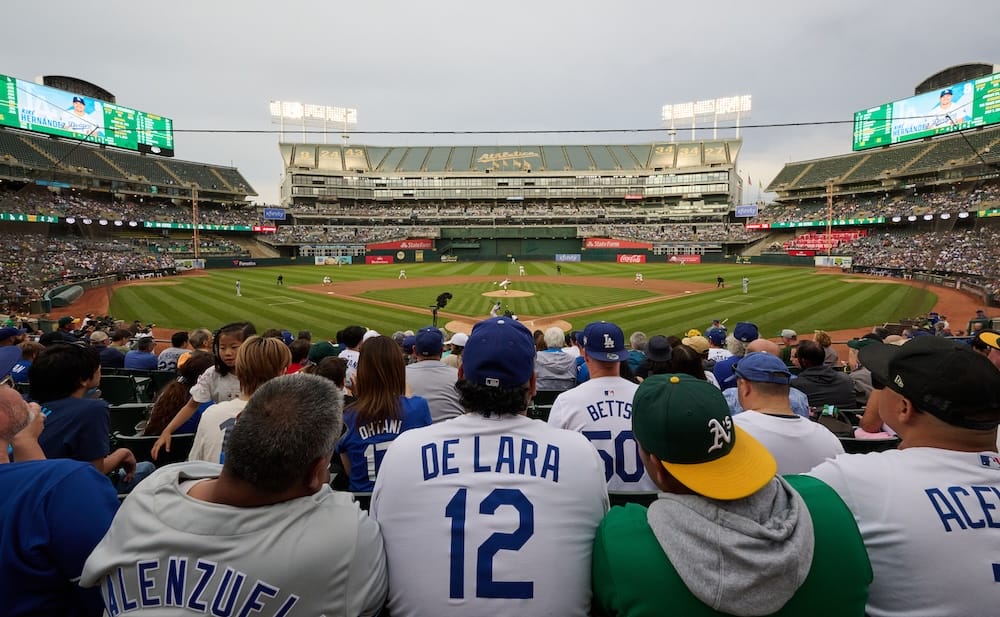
left=235, top=237, right=280, bottom=258
left=743, top=231, right=795, bottom=256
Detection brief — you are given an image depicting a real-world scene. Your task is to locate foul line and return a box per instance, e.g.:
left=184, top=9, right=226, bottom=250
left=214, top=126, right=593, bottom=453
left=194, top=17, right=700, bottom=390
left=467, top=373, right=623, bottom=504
left=716, top=299, right=752, bottom=305
left=266, top=299, right=305, bottom=306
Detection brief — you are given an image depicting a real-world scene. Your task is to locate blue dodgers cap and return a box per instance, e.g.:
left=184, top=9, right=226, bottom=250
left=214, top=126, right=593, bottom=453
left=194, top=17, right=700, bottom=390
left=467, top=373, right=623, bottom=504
left=733, top=322, right=759, bottom=343
left=583, top=321, right=627, bottom=362
left=402, top=335, right=417, bottom=354
left=706, top=327, right=727, bottom=346
left=734, top=352, right=792, bottom=385
left=462, top=317, right=536, bottom=388
left=940, top=88, right=953, bottom=97
left=415, top=326, right=444, bottom=357
left=72, top=96, right=85, bottom=104
left=0, top=327, right=26, bottom=342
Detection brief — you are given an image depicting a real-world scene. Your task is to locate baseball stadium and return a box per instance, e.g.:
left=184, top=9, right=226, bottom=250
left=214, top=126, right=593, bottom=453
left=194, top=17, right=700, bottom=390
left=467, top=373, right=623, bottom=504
left=4, top=58, right=1000, bottom=616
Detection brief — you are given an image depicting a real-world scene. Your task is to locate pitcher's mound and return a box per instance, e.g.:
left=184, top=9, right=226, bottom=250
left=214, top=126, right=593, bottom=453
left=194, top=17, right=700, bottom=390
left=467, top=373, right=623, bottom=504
left=482, top=290, right=534, bottom=298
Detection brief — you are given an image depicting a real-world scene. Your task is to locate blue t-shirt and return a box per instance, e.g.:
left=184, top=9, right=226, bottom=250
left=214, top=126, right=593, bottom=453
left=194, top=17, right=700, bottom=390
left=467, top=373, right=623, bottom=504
left=98, top=346, right=125, bottom=369
left=9, top=359, right=30, bottom=384
left=37, top=397, right=110, bottom=463
left=0, top=459, right=119, bottom=617
left=123, top=350, right=157, bottom=371
left=337, top=395, right=431, bottom=492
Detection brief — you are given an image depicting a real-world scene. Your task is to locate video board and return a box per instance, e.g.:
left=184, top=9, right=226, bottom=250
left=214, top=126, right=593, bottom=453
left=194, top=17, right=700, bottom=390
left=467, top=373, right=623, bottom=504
left=853, top=71, right=1000, bottom=150
left=0, top=73, right=174, bottom=156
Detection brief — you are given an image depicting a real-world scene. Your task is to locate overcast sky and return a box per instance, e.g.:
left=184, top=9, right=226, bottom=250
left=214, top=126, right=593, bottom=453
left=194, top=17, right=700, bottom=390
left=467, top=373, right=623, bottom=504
left=4, top=0, right=998, bottom=204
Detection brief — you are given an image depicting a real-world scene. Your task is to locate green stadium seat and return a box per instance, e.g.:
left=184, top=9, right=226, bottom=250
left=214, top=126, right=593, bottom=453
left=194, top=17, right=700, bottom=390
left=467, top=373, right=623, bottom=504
left=108, top=403, right=152, bottom=438
left=99, top=375, right=140, bottom=405
left=114, top=432, right=196, bottom=467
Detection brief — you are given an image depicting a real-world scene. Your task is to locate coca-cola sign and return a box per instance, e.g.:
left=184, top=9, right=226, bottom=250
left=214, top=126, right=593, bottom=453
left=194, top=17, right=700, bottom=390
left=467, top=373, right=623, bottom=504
left=617, top=254, right=647, bottom=264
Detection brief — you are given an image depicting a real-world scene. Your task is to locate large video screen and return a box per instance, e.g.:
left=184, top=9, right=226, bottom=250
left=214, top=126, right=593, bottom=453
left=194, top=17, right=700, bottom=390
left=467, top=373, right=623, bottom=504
left=853, top=71, right=1000, bottom=151
left=0, top=73, right=174, bottom=157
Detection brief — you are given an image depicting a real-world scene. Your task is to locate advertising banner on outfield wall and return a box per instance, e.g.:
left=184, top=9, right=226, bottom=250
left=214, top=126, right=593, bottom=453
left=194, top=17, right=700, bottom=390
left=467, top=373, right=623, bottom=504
left=366, top=255, right=395, bottom=265
left=617, top=254, right=647, bottom=264
left=586, top=238, right=653, bottom=250
left=366, top=239, right=434, bottom=250
left=314, top=256, right=353, bottom=266
left=174, top=259, right=206, bottom=271
left=786, top=250, right=816, bottom=257
left=814, top=256, right=853, bottom=268
left=667, top=255, right=701, bottom=264
left=555, top=254, right=582, bottom=262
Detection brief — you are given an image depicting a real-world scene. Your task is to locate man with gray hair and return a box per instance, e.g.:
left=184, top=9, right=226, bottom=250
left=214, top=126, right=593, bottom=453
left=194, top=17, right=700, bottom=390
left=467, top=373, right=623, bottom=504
left=81, top=373, right=388, bottom=616
left=535, top=326, right=576, bottom=391
left=627, top=331, right=647, bottom=374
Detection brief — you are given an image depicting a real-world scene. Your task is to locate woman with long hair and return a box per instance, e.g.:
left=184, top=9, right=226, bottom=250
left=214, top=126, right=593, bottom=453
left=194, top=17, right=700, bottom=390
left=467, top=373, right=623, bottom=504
left=337, top=335, right=431, bottom=491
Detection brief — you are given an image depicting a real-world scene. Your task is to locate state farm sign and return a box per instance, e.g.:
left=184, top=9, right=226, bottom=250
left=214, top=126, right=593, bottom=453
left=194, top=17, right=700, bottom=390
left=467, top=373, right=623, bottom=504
left=585, top=238, right=653, bottom=250
left=617, top=254, right=647, bottom=264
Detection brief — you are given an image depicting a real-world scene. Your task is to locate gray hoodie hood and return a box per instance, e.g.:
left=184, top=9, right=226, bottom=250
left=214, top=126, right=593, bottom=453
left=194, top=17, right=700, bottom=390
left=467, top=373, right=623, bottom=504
left=646, top=476, right=814, bottom=616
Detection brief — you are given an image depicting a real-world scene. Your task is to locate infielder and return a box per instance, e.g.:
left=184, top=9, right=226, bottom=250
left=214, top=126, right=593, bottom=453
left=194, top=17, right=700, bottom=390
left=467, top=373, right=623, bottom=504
left=518, top=264, right=526, bottom=276
left=742, top=276, right=750, bottom=294
left=323, top=275, right=332, bottom=286
left=372, top=317, right=609, bottom=617
left=398, top=269, right=407, bottom=280
left=634, top=272, right=644, bottom=285
left=548, top=321, right=657, bottom=491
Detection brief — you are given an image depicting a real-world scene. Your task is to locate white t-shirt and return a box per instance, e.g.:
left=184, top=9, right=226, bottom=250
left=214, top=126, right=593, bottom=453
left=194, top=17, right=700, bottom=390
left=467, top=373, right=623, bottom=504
left=188, top=366, right=241, bottom=404
left=547, top=376, right=655, bottom=491
left=339, top=348, right=360, bottom=388
left=808, top=447, right=1000, bottom=617
left=188, top=398, right=247, bottom=464
left=371, top=413, right=609, bottom=617
left=732, top=411, right=844, bottom=474
left=707, top=348, right=733, bottom=362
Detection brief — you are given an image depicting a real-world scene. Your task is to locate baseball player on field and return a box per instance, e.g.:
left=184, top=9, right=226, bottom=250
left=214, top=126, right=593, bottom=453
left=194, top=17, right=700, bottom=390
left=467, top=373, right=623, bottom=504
left=498, top=278, right=511, bottom=294
left=371, top=317, right=609, bottom=617
left=81, top=374, right=388, bottom=616
left=808, top=336, right=1000, bottom=617
left=547, top=321, right=657, bottom=491
left=742, top=276, right=750, bottom=294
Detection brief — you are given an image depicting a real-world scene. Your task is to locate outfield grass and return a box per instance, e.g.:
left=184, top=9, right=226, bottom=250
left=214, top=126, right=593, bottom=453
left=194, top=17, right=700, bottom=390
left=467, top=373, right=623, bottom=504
left=109, top=262, right=936, bottom=339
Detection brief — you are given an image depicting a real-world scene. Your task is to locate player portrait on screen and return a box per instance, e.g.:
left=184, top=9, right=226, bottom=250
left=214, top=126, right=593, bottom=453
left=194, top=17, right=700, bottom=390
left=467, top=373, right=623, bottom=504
left=62, top=96, right=105, bottom=138
left=929, top=83, right=973, bottom=129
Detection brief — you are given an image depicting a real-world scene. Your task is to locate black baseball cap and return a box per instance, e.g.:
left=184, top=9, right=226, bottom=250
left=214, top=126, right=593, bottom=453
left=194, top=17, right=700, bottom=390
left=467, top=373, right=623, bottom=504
left=859, top=336, right=1000, bottom=430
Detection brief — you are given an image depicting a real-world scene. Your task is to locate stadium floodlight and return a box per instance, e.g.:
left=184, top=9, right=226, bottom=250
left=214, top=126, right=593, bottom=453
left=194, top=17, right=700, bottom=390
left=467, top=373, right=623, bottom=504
left=940, top=213, right=951, bottom=219
left=271, top=100, right=358, bottom=144
left=661, top=94, right=752, bottom=140
left=958, top=211, right=970, bottom=218
left=891, top=216, right=902, bottom=222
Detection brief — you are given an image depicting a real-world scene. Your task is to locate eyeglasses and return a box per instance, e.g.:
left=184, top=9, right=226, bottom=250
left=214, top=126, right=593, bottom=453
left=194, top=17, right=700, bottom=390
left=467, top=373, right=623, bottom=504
left=0, top=375, right=15, bottom=388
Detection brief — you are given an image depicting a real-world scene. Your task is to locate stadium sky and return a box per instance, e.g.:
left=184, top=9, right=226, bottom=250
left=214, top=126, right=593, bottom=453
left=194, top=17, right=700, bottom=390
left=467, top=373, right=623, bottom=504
left=4, top=0, right=998, bottom=205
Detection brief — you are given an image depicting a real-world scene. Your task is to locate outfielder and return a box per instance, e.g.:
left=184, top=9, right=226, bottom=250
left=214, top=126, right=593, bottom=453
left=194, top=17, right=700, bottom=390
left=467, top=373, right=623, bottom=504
left=372, top=317, right=609, bottom=617
left=235, top=279, right=241, bottom=297
left=742, top=276, right=750, bottom=294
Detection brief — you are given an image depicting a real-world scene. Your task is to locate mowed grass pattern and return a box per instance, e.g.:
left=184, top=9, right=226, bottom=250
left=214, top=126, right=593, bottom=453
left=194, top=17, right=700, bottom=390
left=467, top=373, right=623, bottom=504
left=109, top=262, right=936, bottom=339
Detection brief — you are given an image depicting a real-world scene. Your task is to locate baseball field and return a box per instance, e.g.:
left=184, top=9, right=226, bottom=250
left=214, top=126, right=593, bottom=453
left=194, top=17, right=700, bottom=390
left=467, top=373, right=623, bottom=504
left=106, top=262, right=937, bottom=339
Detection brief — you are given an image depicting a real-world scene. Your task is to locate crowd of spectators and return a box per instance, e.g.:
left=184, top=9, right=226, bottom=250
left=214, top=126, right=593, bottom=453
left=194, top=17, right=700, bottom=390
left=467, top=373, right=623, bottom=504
left=266, top=225, right=438, bottom=245
left=578, top=224, right=764, bottom=243
left=0, top=186, right=259, bottom=227
left=0, top=233, right=176, bottom=313
left=757, top=182, right=1000, bottom=224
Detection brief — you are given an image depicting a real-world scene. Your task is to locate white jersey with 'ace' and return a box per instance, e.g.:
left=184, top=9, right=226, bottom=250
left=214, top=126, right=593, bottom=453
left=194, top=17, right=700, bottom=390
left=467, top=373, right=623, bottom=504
left=547, top=376, right=656, bottom=491
left=372, top=413, right=609, bottom=617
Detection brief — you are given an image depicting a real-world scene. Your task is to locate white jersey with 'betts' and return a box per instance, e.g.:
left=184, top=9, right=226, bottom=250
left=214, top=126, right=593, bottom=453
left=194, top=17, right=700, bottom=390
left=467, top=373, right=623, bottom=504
left=81, top=461, right=387, bottom=616
left=371, top=413, right=609, bottom=617
left=547, top=376, right=656, bottom=491
left=808, top=447, right=1000, bottom=617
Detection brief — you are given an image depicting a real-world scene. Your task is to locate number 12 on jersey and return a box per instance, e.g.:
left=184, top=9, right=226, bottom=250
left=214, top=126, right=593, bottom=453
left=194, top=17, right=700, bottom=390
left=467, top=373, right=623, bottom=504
left=445, top=488, right=535, bottom=599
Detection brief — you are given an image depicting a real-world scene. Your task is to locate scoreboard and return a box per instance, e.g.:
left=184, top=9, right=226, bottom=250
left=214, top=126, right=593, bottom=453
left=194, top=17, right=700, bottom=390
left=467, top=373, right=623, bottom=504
left=0, top=73, right=174, bottom=157
left=853, top=71, right=1000, bottom=151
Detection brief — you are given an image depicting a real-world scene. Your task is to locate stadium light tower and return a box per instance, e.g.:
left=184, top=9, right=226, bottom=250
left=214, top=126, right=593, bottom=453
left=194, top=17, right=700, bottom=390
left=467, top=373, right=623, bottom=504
left=270, top=101, right=357, bottom=144
left=662, top=95, right=752, bottom=140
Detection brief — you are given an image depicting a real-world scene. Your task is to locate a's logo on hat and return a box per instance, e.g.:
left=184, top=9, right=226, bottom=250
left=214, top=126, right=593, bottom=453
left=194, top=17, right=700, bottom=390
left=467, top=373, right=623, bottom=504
left=603, top=333, right=616, bottom=349
left=707, top=416, right=733, bottom=453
